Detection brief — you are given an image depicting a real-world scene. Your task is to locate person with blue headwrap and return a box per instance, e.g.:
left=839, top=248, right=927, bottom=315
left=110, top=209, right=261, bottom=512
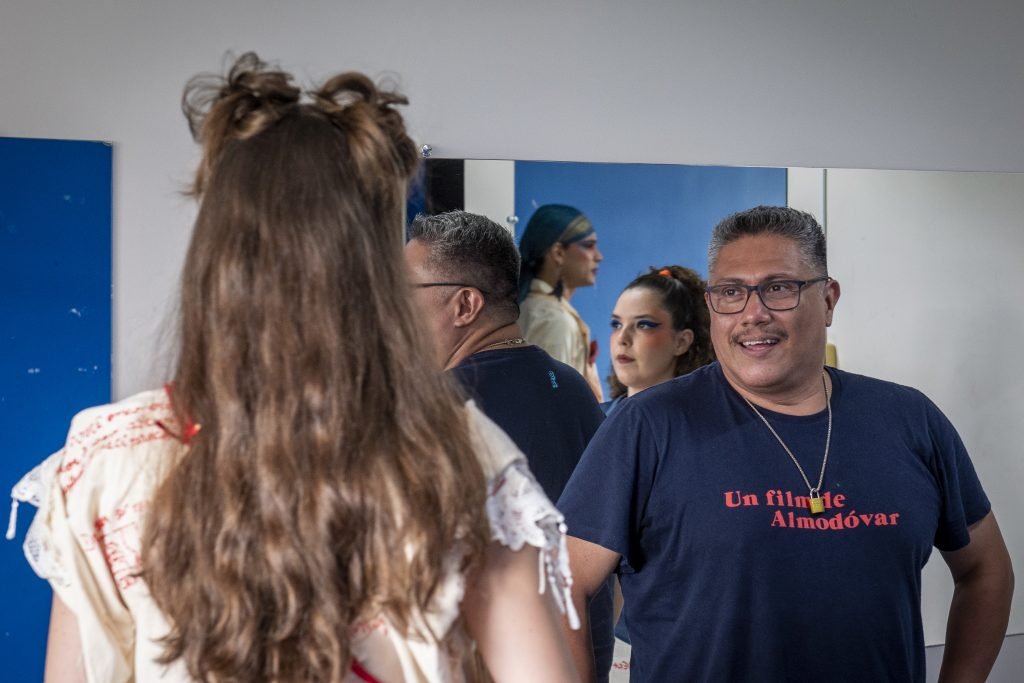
left=518, top=204, right=604, bottom=400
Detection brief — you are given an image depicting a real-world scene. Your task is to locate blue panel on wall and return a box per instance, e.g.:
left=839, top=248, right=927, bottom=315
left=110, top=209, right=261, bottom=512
left=514, top=162, right=786, bottom=394
left=0, top=138, right=112, bottom=679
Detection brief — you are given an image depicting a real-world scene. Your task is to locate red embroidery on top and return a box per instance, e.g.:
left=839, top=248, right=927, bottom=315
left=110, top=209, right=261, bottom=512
left=351, top=615, right=389, bottom=639
left=80, top=501, right=149, bottom=591
left=58, top=397, right=174, bottom=495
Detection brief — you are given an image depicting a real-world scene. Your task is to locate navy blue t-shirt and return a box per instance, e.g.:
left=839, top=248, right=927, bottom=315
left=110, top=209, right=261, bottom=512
left=450, top=346, right=615, bottom=678
left=558, top=362, right=990, bottom=683
left=451, top=346, right=604, bottom=500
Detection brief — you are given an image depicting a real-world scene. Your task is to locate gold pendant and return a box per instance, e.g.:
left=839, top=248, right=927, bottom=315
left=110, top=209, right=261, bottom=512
left=809, top=493, right=825, bottom=515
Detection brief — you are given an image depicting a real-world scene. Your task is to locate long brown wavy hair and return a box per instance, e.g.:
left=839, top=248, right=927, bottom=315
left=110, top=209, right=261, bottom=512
left=141, top=53, right=490, bottom=682
left=607, top=265, right=716, bottom=399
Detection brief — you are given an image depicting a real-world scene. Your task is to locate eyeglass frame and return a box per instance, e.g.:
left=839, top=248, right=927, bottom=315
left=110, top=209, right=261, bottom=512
left=705, top=276, right=831, bottom=314
left=412, top=282, right=491, bottom=296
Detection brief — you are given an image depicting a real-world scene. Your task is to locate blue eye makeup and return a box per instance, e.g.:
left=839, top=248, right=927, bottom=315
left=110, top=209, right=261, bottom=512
left=610, top=319, right=622, bottom=330
left=637, top=320, right=662, bottom=330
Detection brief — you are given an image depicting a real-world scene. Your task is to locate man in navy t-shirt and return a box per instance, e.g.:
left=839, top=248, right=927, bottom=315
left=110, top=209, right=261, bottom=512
left=558, top=206, right=1014, bottom=682
left=404, top=210, right=612, bottom=677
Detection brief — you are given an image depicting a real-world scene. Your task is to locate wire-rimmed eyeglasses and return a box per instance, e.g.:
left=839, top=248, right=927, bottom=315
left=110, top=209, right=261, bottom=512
left=705, top=277, right=830, bottom=314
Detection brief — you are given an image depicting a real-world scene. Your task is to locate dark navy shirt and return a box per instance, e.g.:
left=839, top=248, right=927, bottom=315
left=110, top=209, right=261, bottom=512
left=558, top=362, right=990, bottom=683
left=451, top=345, right=604, bottom=501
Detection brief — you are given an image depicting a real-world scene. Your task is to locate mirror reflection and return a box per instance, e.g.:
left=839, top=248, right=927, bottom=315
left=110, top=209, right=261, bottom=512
left=410, top=160, right=788, bottom=398
left=409, top=159, right=1023, bottom=681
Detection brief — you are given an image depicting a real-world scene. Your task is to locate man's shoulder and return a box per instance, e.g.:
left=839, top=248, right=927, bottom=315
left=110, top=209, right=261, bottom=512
left=602, top=364, right=724, bottom=433
left=522, top=346, right=594, bottom=385
left=831, top=367, right=932, bottom=408
left=454, top=346, right=599, bottom=403
left=459, top=345, right=584, bottom=380
left=630, top=363, right=723, bottom=407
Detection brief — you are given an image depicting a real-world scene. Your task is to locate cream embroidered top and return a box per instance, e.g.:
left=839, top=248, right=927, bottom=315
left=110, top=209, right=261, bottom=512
left=10, top=389, right=577, bottom=683
left=519, top=278, right=604, bottom=401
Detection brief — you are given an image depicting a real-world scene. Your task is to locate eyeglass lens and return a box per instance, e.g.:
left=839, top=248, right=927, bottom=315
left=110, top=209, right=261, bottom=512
left=709, top=281, right=807, bottom=313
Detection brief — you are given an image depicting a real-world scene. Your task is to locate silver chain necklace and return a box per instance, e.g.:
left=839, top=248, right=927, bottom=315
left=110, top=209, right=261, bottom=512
left=741, top=372, right=832, bottom=515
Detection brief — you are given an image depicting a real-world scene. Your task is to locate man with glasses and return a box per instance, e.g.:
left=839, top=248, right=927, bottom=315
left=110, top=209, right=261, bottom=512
left=558, top=206, right=1013, bottom=682
left=405, top=210, right=614, bottom=680
left=405, top=208, right=607, bottom=501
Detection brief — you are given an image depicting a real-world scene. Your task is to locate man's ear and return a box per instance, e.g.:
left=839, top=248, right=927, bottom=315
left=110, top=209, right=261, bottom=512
left=824, top=278, right=841, bottom=327
left=452, top=287, right=487, bottom=328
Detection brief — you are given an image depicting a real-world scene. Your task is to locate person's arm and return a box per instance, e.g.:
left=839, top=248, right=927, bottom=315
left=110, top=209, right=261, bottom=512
left=937, top=511, right=1014, bottom=683
left=562, top=535, right=621, bottom=683
left=462, top=542, right=580, bottom=683
left=44, top=594, right=88, bottom=683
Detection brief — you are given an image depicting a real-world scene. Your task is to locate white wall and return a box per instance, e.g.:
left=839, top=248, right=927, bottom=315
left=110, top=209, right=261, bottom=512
left=786, top=168, right=827, bottom=231
left=464, top=160, right=516, bottom=233
left=826, top=168, right=1024, bottom=644
left=3, top=0, right=1024, bottom=395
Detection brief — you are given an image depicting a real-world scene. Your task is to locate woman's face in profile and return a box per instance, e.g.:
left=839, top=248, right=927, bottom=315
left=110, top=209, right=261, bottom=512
left=560, top=233, right=602, bottom=289
left=610, top=287, right=692, bottom=396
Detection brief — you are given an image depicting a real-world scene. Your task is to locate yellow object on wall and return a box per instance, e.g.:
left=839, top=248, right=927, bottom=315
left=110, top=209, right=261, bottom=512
left=825, top=342, right=838, bottom=368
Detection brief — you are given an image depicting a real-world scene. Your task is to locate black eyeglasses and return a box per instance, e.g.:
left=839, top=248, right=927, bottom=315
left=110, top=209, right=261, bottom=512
left=412, top=282, right=491, bottom=296
left=705, top=277, right=830, bottom=314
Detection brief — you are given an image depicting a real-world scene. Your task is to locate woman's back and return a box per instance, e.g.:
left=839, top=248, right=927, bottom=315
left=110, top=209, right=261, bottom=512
left=13, top=54, right=580, bottom=683
left=15, top=388, right=571, bottom=682
left=146, top=55, right=491, bottom=681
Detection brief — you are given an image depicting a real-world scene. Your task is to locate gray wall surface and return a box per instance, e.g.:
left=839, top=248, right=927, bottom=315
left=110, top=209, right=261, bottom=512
left=928, top=635, right=1023, bottom=682
left=4, top=0, right=1024, bottom=396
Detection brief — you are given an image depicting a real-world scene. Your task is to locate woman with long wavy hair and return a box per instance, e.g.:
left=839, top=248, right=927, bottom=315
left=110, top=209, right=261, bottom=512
left=12, top=54, right=579, bottom=683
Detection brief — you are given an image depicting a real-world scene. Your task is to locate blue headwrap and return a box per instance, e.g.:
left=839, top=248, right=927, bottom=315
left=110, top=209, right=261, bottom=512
left=517, top=204, right=594, bottom=302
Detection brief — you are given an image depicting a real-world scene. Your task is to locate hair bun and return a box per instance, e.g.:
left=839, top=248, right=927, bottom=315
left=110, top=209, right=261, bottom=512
left=183, top=53, right=300, bottom=143
left=182, top=53, right=302, bottom=195
left=311, top=72, right=407, bottom=112
left=183, top=53, right=417, bottom=197
left=311, top=72, right=419, bottom=187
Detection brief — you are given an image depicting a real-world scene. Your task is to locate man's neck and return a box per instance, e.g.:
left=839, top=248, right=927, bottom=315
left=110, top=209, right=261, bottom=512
left=724, top=368, right=833, bottom=416
left=444, top=322, right=527, bottom=370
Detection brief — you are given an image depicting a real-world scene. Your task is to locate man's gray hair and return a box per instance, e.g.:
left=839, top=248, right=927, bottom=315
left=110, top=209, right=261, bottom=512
left=708, top=206, right=827, bottom=276
left=408, top=210, right=520, bottom=319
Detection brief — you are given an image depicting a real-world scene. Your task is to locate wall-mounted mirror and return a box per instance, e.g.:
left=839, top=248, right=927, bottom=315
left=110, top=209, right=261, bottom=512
left=410, top=159, right=790, bottom=397
left=411, top=158, right=1024, bottom=677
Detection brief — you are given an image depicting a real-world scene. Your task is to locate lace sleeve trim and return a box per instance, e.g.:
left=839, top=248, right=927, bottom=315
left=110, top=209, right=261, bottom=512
left=6, top=461, right=44, bottom=539
left=485, top=459, right=580, bottom=630
left=7, top=452, right=68, bottom=586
